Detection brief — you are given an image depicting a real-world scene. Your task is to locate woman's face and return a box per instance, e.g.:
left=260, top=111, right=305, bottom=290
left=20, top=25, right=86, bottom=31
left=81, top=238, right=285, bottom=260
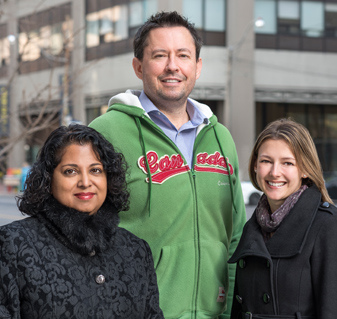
left=255, top=139, right=305, bottom=213
left=51, top=143, right=107, bottom=215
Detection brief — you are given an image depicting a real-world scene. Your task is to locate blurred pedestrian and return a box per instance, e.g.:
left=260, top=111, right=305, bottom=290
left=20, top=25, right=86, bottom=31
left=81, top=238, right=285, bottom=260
left=20, top=161, right=31, bottom=191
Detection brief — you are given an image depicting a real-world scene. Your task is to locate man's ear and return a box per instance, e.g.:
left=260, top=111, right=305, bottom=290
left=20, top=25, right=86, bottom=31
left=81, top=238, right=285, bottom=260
left=132, top=57, right=143, bottom=80
left=196, top=57, right=202, bottom=80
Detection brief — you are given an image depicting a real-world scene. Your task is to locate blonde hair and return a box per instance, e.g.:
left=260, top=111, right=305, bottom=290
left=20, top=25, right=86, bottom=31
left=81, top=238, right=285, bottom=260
left=248, top=118, right=333, bottom=204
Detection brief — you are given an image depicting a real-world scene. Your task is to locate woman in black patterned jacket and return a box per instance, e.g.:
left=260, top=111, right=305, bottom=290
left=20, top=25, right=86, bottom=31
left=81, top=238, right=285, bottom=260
left=0, top=125, right=164, bottom=319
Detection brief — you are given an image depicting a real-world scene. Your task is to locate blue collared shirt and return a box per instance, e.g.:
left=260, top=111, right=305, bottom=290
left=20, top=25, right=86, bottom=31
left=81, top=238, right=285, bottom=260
left=139, top=91, right=206, bottom=168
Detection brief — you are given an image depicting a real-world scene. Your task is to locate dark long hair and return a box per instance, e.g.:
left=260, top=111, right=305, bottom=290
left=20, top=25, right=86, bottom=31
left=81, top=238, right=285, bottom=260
left=17, top=124, right=130, bottom=215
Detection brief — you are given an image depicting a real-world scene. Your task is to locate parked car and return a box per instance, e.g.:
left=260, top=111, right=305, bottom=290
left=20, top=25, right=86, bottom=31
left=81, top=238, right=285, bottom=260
left=321, top=171, right=337, bottom=205
left=241, top=181, right=263, bottom=206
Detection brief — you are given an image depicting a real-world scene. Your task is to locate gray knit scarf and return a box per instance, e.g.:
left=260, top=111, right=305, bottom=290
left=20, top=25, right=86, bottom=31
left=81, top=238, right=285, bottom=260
left=256, top=185, right=308, bottom=241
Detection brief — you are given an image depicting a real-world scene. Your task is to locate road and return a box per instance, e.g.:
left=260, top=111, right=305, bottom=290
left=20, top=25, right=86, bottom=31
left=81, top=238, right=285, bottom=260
left=0, top=194, right=26, bottom=226
left=0, top=193, right=255, bottom=226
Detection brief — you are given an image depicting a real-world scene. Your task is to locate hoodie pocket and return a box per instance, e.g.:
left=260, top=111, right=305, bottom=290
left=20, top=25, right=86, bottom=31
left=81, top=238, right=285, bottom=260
left=197, top=240, right=229, bottom=313
left=154, top=240, right=229, bottom=318
left=154, top=241, right=196, bottom=318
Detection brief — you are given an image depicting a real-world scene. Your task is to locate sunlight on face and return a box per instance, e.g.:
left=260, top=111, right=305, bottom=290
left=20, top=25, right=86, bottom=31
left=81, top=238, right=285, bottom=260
left=255, top=139, right=304, bottom=213
left=51, top=144, right=107, bottom=215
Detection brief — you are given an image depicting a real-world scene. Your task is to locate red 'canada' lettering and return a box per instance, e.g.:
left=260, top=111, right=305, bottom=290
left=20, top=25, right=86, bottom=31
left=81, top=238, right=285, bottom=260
left=138, top=151, right=184, bottom=175
left=159, top=155, right=184, bottom=171
left=196, top=152, right=227, bottom=168
left=138, top=151, right=233, bottom=184
left=138, top=151, right=159, bottom=174
left=195, top=152, right=233, bottom=175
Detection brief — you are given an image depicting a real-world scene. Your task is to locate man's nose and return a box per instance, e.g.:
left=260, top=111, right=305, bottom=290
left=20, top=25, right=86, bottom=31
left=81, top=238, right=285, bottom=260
left=165, top=56, right=179, bottom=72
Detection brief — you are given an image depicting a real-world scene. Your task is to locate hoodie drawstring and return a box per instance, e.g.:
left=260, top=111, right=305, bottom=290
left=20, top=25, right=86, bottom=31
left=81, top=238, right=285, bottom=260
left=213, top=126, right=238, bottom=214
left=135, top=117, right=152, bottom=216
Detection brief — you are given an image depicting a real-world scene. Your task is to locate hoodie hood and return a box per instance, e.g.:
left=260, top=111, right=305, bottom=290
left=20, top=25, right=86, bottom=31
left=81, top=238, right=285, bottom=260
left=107, top=89, right=215, bottom=126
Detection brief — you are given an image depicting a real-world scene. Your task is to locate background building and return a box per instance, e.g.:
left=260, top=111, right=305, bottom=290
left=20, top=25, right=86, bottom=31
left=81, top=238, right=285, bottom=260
left=1, top=0, right=337, bottom=181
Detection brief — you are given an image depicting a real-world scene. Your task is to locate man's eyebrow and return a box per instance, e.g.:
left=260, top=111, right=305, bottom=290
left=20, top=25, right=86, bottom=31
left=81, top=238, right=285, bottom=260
left=177, top=48, right=192, bottom=53
left=151, top=49, right=167, bottom=54
left=151, top=48, right=192, bottom=54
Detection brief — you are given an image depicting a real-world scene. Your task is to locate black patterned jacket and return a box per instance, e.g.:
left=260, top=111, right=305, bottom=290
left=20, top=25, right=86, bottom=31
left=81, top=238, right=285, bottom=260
left=0, top=199, right=164, bottom=319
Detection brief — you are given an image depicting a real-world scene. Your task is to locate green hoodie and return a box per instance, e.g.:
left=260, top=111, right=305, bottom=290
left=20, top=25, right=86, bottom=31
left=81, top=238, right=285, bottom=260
left=89, top=90, right=246, bottom=319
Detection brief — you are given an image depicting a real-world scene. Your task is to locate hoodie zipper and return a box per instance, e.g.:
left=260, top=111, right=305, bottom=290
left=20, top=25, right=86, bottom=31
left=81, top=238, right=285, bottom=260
left=141, top=114, right=213, bottom=318
left=191, top=123, right=213, bottom=318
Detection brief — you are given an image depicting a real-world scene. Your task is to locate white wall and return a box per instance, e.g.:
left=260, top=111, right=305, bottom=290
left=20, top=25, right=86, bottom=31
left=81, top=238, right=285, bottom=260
left=255, top=50, right=337, bottom=91
left=82, top=53, right=142, bottom=96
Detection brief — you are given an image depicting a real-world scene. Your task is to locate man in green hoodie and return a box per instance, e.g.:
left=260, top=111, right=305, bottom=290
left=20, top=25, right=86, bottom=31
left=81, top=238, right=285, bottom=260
left=89, top=11, right=246, bottom=319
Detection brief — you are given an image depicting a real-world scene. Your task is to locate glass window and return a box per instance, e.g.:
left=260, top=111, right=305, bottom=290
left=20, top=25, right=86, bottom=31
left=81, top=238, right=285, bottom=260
left=205, top=0, right=225, bottom=31
left=301, top=1, right=324, bottom=37
left=0, top=38, right=10, bottom=66
left=86, top=5, right=128, bottom=46
left=100, top=8, right=113, bottom=36
left=321, top=107, right=337, bottom=172
left=19, top=31, right=40, bottom=61
left=129, top=0, right=158, bottom=27
left=129, top=1, right=143, bottom=27
left=255, top=0, right=277, bottom=34
left=86, top=107, right=103, bottom=124
left=99, top=8, right=114, bottom=43
left=278, top=0, right=300, bottom=35
left=144, top=0, right=157, bottom=21
left=16, top=4, right=71, bottom=70
left=113, top=5, right=128, bottom=41
left=183, top=0, right=203, bottom=29
left=51, top=23, right=63, bottom=55
left=86, top=12, right=100, bottom=47
left=325, top=3, right=337, bottom=38
left=39, top=25, right=51, bottom=50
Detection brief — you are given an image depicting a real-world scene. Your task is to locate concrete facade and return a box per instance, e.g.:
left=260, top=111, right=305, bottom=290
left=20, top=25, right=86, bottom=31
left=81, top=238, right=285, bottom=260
left=1, top=0, right=337, bottom=180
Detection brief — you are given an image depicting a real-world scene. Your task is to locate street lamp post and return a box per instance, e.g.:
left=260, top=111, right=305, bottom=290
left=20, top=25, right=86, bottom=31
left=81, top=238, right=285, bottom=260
left=225, top=0, right=264, bottom=180
left=225, top=17, right=264, bottom=130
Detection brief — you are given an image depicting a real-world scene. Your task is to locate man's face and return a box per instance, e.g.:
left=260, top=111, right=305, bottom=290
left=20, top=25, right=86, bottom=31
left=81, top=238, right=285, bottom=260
left=132, top=26, right=202, bottom=110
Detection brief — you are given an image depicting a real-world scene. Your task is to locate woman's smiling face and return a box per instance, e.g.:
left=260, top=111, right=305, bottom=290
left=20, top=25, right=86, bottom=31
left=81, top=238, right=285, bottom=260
left=255, top=139, right=305, bottom=213
left=51, top=143, right=107, bottom=215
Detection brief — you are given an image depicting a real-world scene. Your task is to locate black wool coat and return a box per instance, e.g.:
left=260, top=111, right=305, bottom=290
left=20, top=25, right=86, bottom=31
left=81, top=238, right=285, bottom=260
left=0, top=198, right=164, bottom=319
left=229, top=186, right=337, bottom=319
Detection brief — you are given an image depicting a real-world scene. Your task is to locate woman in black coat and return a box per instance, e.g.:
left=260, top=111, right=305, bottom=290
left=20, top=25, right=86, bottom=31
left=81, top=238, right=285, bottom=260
left=229, top=118, right=337, bottom=319
left=0, top=125, right=164, bottom=319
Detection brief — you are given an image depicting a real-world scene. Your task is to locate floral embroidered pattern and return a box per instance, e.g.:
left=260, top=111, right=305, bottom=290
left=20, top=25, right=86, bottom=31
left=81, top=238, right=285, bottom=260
left=0, top=218, right=163, bottom=318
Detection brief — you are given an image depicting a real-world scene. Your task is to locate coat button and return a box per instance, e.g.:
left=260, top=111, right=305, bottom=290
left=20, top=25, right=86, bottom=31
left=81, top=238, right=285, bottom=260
left=263, top=293, right=270, bottom=304
left=236, top=295, right=243, bottom=304
left=95, top=274, right=105, bottom=284
left=239, top=259, right=246, bottom=268
left=322, top=202, right=330, bottom=208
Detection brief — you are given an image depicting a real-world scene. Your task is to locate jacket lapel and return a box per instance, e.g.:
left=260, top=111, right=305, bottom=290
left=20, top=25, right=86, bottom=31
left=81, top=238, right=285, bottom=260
left=228, top=213, right=271, bottom=263
left=228, top=186, right=321, bottom=263
left=266, top=186, right=320, bottom=257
